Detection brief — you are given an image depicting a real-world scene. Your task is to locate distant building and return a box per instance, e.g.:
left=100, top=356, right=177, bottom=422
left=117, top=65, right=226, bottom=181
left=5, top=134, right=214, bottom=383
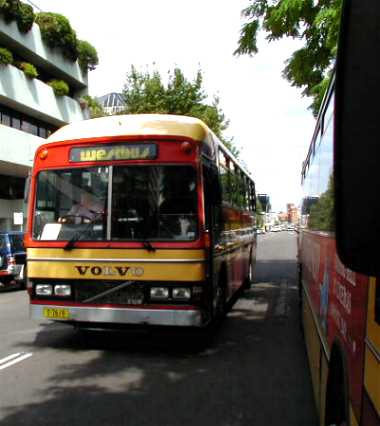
left=0, top=15, right=89, bottom=230
left=257, top=193, right=271, bottom=212
left=287, top=203, right=300, bottom=224
left=96, top=92, right=125, bottom=115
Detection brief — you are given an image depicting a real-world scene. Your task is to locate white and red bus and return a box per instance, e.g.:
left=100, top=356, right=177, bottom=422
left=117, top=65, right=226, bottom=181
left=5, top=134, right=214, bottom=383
left=25, top=114, right=256, bottom=329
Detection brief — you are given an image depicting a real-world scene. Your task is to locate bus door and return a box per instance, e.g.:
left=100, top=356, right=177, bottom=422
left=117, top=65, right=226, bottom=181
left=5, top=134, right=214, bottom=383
left=202, top=161, right=223, bottom=318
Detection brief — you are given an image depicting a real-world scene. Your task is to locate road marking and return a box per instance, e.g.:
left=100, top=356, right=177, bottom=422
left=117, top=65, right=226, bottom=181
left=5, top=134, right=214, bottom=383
left=0, top=352, right=33, bottom=371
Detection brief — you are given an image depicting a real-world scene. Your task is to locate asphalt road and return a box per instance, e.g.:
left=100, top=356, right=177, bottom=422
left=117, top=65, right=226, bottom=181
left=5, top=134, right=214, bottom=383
left=0, top=231, right=317, bottom=426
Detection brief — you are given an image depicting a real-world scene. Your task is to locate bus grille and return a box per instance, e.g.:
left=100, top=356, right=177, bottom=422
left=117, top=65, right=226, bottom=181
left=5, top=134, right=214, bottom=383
left=75, top=281, right=146, bottom=305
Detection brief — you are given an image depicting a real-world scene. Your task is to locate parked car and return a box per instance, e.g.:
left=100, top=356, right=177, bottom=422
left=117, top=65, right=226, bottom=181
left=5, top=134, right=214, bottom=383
left=0, top=231, right=26, bottom=289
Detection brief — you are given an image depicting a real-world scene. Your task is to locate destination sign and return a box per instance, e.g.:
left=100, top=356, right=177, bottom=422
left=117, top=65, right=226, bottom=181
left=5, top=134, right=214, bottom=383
left=70, top=143, right=157, bottom=162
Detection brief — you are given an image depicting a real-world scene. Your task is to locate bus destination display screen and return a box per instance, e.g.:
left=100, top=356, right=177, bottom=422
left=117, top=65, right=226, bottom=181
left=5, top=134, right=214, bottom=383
left=70, top=143, right=157, bottom=162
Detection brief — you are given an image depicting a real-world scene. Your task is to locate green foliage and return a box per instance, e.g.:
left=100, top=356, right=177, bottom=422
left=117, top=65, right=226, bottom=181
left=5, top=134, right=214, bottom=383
left=81, top=95, right=105, bottom=118
left=77, top=40, right=98, bottom=72
left=235, top=0, right=342, bottom=116
left=122, top=66, right=238, bottom=155
left=0, top=46, right=13, bottom=65
left=35, top=12, right=78, bottom=61
left=0, top=0, right=19, bottom=23
left=19, top=61, right=38, bottom=78
left=0, top=0, right=34, bottom=32
left=47, top=79, right=69, bottom=96
left=16, top=2, right=34, bottom=33
left=308, top=175, right=334, bottom=231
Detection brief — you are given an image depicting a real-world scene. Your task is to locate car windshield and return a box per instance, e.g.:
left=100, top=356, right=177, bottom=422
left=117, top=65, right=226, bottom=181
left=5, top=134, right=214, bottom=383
left=33, top=165, right=198, bottom=242
left=8, top=234, right=24, bottom=252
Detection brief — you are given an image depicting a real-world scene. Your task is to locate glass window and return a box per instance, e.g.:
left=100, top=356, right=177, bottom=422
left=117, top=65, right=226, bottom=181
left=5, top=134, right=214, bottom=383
left=218, top=149, right=228, bottom=168
left=112, top=166, right=198, bottom=241
left=33, top=167, right=109, bottom=241
left=8, top=234, right=24, bottom=252
left=33, top=165, right=198, bottom=242
left=21, top=120, right=38, bottom=136
left=0, top=175, right=25, bottom=199
left=1, top=112, right=10, bottom=126
left=323, top=91, right=335, bottom=131
left=39, top=127, right=47, bottom=138
left=12, top=117, right=21, bottom=130
left=0, top=235, right=5, bottom=250
left=318, top=115, right=334, bottom=196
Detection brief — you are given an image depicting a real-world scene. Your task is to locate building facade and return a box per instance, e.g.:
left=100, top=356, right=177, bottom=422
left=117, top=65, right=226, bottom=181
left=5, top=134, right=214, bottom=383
left=0, top=15, right=89, bottom=231
left=286, top=203, right=300, bottom=224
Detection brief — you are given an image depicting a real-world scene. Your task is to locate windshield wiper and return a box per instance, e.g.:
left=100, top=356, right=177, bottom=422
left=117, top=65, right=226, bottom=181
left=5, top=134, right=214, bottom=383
left=142, top=239, right=155, bottom=252
left=140, top=219, right=156, bottom=252
left=63, top=213, right=103, bottom=251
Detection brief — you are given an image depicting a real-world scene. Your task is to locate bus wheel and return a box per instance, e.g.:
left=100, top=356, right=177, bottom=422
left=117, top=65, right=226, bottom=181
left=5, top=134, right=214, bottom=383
left=244, top=255, right=254, bottom=290
left=214, top=281, right=227, bottom=321
left=325, top=353, right=348, bottom=426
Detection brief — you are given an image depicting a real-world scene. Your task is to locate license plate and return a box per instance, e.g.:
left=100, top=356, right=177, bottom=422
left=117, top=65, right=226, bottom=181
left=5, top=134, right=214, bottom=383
left=43, top=307, right=70, bottom=320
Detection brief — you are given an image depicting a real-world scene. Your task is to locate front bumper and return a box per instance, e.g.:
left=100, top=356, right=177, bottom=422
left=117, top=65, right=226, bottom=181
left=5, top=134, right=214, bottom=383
left=30, top=303, right=203, bottom=327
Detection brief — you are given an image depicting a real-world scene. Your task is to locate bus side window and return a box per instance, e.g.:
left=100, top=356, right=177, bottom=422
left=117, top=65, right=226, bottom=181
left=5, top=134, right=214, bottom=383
left=248, top=181, right=256, bottom=212
left=218, top=150, right=232, bottom=204
left=202, top=164, right=223, bottom=241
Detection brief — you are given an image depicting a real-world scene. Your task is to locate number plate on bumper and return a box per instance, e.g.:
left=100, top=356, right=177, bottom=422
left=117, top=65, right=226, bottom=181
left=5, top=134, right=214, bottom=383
left=43, top=307, right=70, bottom=320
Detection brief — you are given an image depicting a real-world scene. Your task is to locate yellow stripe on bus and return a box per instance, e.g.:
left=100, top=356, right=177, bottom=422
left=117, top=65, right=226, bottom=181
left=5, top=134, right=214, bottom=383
left=28, top=261, right=205, bottom=281
left=27, top=248, right=206, bottom=281
left=27, top=248, right=205, bottom=260
left=364, top=346, right=380, bottom=419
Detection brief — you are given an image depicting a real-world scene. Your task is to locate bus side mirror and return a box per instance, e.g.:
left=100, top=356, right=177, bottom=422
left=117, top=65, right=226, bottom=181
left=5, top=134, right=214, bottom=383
left=335, top=0, right=380, bottom=275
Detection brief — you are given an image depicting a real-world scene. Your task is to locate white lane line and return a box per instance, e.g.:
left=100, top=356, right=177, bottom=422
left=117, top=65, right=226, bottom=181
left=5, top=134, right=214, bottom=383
left=0, top=353, right=22, bottom=365
left=0, top=353, right=33, bottom=371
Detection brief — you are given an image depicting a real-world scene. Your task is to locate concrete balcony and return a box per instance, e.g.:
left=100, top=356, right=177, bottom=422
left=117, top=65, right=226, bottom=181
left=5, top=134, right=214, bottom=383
left=0, top=64, right=87, bottom=127
left=0, top=123, right=42, bottom=174
left=0, top=16, right=88, bottom=93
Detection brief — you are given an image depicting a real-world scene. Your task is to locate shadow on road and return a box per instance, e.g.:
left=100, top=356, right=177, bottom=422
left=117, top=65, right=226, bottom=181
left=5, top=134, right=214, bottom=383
left=1, top=258, right=317, bottom=426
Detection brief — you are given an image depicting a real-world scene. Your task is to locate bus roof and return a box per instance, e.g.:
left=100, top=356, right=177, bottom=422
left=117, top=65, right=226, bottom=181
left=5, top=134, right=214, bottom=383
left=46, top=113, right=253, bottom=181
left=47, top=114, right=211, bottom=144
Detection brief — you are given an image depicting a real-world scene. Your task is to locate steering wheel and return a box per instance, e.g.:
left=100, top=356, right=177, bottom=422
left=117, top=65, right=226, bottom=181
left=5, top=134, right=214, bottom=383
left=58, top=214, right=93, bottom=224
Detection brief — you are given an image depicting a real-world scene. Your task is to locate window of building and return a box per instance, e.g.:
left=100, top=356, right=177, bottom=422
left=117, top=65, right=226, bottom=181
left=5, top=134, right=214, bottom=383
left=0, top=104, right=57, bottom=139
left=1, top=111, right=11, bottom=126
left=0, top=175, right=26, bottom=199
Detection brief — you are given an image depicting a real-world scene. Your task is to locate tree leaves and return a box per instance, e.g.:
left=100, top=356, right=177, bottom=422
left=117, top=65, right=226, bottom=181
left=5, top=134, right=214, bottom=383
left=121, top=66, right=238, bottom=155
left=236, top=0, right=342, bottom=116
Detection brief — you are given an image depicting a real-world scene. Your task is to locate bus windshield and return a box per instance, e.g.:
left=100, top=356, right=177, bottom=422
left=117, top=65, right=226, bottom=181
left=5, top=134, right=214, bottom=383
left=33, top=165, right=198, bottom=242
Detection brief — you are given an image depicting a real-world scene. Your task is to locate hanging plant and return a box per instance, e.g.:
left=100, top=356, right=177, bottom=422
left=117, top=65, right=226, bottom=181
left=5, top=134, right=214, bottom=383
left=47, top=79, right=70, bottom=96
left=77, top=40, right=98, bottom=72
left=16, top=2, right=34, bottom=33
left=0, top=0, right=19, bottom=23
left=35, top=12, right=79, bottom=61
left=0, top=46, right=13, bottom=65
left=18, top=62, right=38, bottom=78
left=0, top=0, right=34, bottom=33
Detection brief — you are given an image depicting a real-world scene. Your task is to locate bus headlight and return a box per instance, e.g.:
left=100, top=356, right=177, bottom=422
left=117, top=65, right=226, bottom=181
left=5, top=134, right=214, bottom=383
left=172, top=288, right=191, bottom=300
left=150, top=287, right=169, bottom=300
left=54, top=285, right=71, bottom=297
left=35, top=284, right=53, bottom=296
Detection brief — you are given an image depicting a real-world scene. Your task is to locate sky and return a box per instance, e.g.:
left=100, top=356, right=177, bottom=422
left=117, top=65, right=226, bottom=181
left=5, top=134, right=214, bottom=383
left=32, top=0, right=316, bottom=212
